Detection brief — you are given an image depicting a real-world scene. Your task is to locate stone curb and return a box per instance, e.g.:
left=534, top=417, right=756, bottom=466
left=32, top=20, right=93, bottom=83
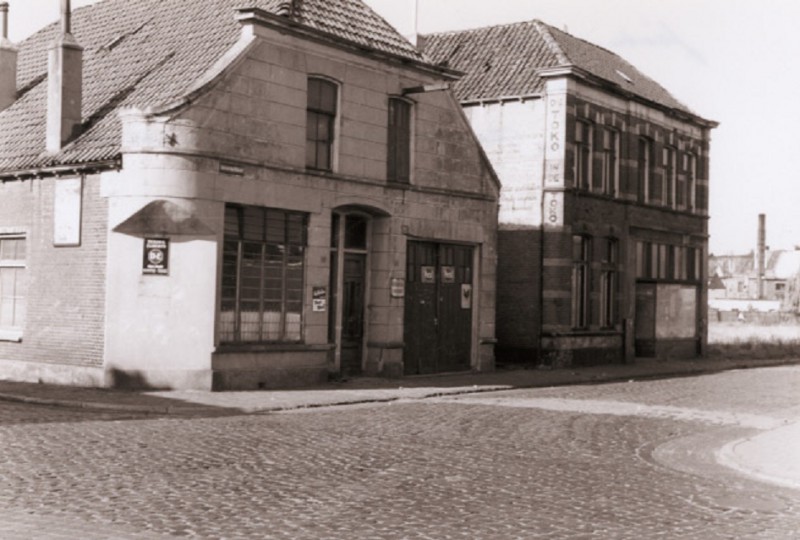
left=0, top=392, right=220, bottom=415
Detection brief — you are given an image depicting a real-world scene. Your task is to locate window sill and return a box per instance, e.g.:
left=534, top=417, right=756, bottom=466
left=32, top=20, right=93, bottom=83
left=215, top=343, right=334, bottom=354
left=0, top=328, right=23, bottom=342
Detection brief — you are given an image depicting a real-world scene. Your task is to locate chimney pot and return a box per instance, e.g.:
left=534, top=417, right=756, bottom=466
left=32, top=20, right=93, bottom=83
left=0, top=1, right=17, bottom=112
left=1, top=2, right=9, bottom=41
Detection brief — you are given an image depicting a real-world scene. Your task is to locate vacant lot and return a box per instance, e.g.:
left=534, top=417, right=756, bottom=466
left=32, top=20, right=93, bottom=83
left=709, top=322, right=800, bottom=344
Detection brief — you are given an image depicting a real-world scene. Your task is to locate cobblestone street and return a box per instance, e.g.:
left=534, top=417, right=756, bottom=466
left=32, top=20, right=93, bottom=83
left=1, top=367, right=799, bottom=539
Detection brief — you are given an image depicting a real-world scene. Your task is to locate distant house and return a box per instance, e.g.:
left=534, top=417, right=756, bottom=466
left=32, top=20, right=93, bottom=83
left=0, top=0, right=500, bottom=389
left=710, top=250, right=800, bottom=309
left=424, top=20, right=717, bottom=363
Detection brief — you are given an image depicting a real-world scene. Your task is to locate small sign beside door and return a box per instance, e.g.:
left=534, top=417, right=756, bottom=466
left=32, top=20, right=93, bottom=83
left=143, top=238, right=169, bottom=275
left=391, top=278, right=405, bottom=298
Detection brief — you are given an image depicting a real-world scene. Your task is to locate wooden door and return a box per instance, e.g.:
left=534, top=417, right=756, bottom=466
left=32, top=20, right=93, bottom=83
left=340, top=254, right=366, bottom=376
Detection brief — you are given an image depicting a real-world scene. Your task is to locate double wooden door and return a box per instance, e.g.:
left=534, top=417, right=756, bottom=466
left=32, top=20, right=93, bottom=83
left=404, top=241, right=473, bottom=375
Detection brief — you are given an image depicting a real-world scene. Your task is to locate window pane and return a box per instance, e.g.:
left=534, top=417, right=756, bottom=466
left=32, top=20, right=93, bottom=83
left=344, top=215, right=368, bottom=249
left=318, top=81, right=337, bottom=114
left=242, top=207, right=264, bottom=241
left=316, top=144, right=330, bottom=171
left=266, top=210, right=286, bottom=244
left=224, top=206, right=241, bottom=238
left=307, top=78, right=321, bottom=110
left=221, top=240, right=239, bottom=311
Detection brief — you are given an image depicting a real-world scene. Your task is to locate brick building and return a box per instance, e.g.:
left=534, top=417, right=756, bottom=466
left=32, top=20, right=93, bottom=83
left=424, top=21, right=717, bottom=364
left=0, top=0, right=499, bottom=389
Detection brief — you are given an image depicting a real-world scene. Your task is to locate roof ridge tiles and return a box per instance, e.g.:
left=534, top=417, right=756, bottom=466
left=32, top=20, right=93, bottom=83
left=531, top=19, right=569, bottom=66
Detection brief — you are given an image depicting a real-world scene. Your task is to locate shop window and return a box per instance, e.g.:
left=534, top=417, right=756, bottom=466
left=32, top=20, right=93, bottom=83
left=0, top=235, right=26, bottom=340
left=571, top=235, right=591, bottom=328
left=306, top=77, right=338, bottom=171
left=574, top=120, right=592, bottom=190
left=599, top=128, right=618, bottom=196
left=387, top=98, right=412, bottom=184
left=220, top=205, right=307, bottom=343
left=600, top=238, right=618, bottom=327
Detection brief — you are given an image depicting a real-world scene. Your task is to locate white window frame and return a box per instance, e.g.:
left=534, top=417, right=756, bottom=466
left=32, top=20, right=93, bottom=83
left=0, top=234, right=27, bottom=342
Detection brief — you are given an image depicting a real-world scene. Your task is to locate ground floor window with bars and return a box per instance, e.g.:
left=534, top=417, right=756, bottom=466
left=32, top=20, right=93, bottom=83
left=0, top=235, right=26, bottom=340
left=220, top=205, right=307, bottom=343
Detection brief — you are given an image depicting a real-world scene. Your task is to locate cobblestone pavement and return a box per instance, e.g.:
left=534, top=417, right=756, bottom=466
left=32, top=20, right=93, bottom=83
left=1, top=368, right=799, bottom=539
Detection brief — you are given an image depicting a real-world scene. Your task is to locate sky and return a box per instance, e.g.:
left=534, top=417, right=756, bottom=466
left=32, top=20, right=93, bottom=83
left=5, top=0, right=799, bottom=255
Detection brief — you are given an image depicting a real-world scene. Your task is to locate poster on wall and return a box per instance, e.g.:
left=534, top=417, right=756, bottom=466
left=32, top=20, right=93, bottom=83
left=461, top=284, right=472, bottom=309
left=53, top=177, right=83, bottom=246
left=312, top=287, right=327, bottom=312
left=143, top=238, right=169, bottom=275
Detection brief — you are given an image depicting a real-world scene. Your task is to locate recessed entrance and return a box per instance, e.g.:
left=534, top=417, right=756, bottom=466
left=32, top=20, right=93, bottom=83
left=404, top=241, right=474, bottom=375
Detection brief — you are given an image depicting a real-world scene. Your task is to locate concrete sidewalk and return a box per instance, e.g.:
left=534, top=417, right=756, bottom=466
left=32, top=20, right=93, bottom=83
left=1, top=356, right=799, bottom=491
left=0, top=356, right=798, bottom=415
left=717, top=421, right=800, bottom=492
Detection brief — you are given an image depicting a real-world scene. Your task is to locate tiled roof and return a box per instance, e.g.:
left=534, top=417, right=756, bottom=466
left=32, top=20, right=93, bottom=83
left=423, top=20, right=695, bottom=115
left=0, top=0, right=425, bottom=173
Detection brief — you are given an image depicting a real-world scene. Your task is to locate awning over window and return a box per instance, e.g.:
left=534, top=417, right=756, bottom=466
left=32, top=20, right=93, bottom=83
left=113, top=200, right=215, bottom=237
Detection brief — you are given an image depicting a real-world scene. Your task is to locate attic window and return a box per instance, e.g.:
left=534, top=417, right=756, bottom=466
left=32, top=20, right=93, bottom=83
left=615, top=69, right=633, bottom=84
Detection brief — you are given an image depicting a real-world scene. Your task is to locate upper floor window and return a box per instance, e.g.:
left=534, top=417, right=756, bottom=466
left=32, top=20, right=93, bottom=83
left=220, top=205, right=307, bottom=344
left=663, top=146, right=677, bottom=208
left=306, top=78, right=338, bottom=171
left=574, top=120, right=592, bottom=190
left=0, top=235, right=26, bottom=340
left=638, top=137, right=653, bottom=204
left=685, top=153, right=698, bottom=212
left=387, top=98, right=412, bottom=184
left=598, top=128, right=618, bottom=196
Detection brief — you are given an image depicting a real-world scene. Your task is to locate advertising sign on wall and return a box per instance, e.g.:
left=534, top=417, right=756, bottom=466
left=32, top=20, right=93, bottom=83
left=143, top=238, right=169, bottom=275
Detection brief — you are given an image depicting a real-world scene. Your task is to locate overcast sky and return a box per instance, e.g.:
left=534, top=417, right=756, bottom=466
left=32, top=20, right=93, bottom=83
left=6, top=0, right=799, bottom=255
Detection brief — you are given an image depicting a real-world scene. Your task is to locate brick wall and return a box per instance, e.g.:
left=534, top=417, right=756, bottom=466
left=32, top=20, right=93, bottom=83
left=496, top=229, right=541, bottom=362
left=0, top=174, right=107, bottom=368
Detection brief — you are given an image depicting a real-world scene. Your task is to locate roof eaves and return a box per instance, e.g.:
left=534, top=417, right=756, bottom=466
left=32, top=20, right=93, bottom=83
left=0, top=158, right=121, bottom=181
left=460, top=93, right=543, bottom=106
left=235, top=7, right=462, bottom=81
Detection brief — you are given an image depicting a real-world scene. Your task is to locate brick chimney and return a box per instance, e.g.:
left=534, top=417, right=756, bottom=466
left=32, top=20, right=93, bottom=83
left=0, top=1, right=17, bottom=112
left=47, top=0, right=83, bottom=152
